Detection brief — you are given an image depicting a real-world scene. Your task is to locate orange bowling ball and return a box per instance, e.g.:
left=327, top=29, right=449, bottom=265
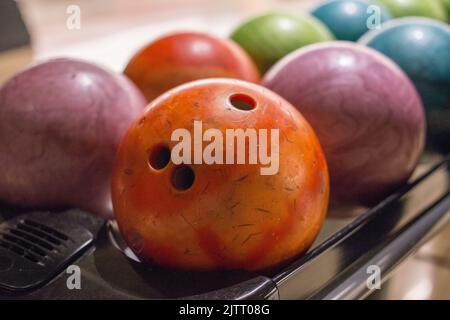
left=124, top=32, right=261, bottom=101
left=112, top=79, right=329, bottom=271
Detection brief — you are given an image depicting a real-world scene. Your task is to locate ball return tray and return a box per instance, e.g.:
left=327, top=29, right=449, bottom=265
left=0, top=153, right=448, bottom=300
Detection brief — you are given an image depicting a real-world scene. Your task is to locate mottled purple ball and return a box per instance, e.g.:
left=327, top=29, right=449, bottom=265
left=263, top=42, right=425, bottom=206
left=0, top=58, right=146, bottom=217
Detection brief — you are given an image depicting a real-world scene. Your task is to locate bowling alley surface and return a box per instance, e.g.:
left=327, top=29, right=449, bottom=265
left=1, top=0, right=449, bottom=300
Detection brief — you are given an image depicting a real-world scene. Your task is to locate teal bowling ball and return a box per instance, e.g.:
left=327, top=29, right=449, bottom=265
left=360, top=18, right=450, bottom=151
left=312, top=0, right=392, bottom=41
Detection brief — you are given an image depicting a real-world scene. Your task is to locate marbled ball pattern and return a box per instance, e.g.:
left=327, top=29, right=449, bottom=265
left=0, top=58, right=146, bottom=217
left=263, top=42, right=425, bottom=206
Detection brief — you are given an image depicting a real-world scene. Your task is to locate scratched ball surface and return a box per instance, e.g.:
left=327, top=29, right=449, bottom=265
left=360, top=18, right=450, bottom=151
left=112, top=79, right=329, bottom=271
left=263, top=42, right=425, bottom=206
left=230, top=12, right=334, bottom=73
left=311, top=0, right=392, bottom=41
left=124, top=32, right=260, bottom=101
left=0, top=58, right=146, bottom=217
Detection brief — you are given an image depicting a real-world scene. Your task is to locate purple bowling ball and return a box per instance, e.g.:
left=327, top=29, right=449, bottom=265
left=0, top=58, right=146, bottom=217
left=263, top=42, right=425, bottom=207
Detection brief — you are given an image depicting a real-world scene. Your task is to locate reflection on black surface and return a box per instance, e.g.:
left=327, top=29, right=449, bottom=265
left=274, top=157, right=450, bottom=299
left=330, top=201, right=404, bottom=284
left=93, top=225, right=263, bottom=298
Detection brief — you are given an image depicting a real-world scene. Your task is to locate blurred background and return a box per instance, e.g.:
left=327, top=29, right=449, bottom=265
left=0, top=0, right=449, bottom=300
left=1, top=0, right=318, bottom=80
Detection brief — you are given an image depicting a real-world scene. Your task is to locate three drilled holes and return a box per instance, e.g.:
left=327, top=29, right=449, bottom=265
left=147, top=93, right=256, bottom=191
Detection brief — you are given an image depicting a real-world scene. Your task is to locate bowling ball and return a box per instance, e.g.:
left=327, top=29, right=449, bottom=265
left=112, top=79, right=329, bottom=271
left=0, top=58, right=146, bottom=217
left=444, top=0, right=450, bottom=14
left=263, top=42, right=425, bottom=207
left=124, top=32, right=260, bottom=101
left=230, top=12, right=334, bottom=73
left=360, top=18, right=450, bottom=150
left=311, top=0, right=392, bottom=41
left=378, top=0, right=448, bottom=22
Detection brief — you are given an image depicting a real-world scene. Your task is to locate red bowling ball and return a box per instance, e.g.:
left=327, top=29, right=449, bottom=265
left=263, top=42, right=425, bottom=207
left=124, top=32, right=261, bottom=101
left=112, top=79, right=329, bottom=270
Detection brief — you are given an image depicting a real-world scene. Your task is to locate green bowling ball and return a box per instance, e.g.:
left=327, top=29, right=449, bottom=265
left=443, top=0, right=450, bottom=15
left=230, top=12, right=334, bottom=73
left=378, top=0, right=448, bottom=22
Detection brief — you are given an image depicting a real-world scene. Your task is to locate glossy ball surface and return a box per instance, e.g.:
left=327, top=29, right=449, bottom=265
left=360, top=18, right=450, bottom=150
left=124, top=32, right=260, bottom=101
left=263, top=42, right=425, bottom=206
left=378, top=0, right=448, bottom=22
left=112, top=79, right=329, bottom=271
left=230, top=12, right=334, bottom=73
left=312, top=0, right=392, bottom=41
left=0, top=58, right=146, bottom=217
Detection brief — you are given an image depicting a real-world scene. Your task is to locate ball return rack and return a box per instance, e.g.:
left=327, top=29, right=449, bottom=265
left=0, top=153, right=448, bottom=300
